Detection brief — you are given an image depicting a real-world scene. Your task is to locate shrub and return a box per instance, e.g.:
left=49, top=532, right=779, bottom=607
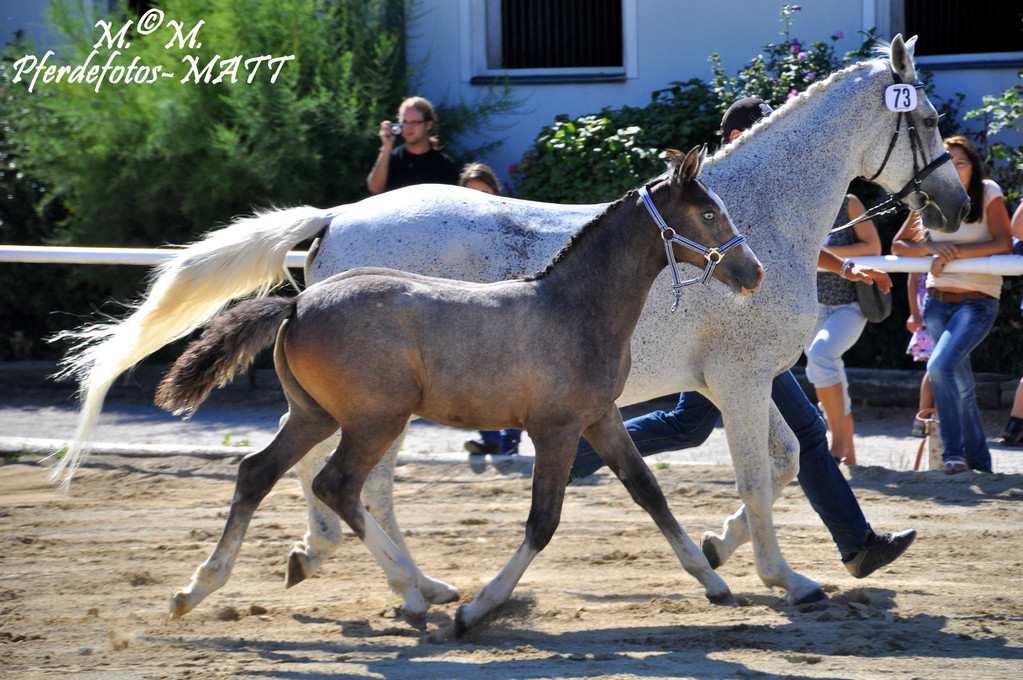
left=708, top=4, right=871, bottom=109
left=511, top=78, right=720, bottom=203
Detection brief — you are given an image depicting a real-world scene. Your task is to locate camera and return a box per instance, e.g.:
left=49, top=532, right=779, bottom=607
left=389, top=123, right=402, bottom=135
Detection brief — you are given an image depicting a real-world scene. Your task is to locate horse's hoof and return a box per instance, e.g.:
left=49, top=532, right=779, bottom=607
left=285, top=551, right=309, bottom=589
left=169, top=591, right=191, bottom=620
left=700, top=534, right=723, bottom=570
left=707, top=590, right=738, bottom=607
left=792, top=587, right=828, bottom=605
left=401, top=607, right=428, bottom=631
left=422, top=581, right=460, bottom=605
left=453, top=605, right=470, bottom=638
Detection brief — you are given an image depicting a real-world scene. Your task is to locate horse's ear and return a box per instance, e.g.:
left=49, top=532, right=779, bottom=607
left=890, top=34, right=917, bottom=83
left=664, top=149, right=685, bottom=181
left=678, top=145, right=706, bottom=184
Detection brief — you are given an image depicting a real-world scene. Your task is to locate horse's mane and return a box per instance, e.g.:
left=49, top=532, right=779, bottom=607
left=521, top=189, right=638, bottom=282
left=709, top=57, right=882, bottom=164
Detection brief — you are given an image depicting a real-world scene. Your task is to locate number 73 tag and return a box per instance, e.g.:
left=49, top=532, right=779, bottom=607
left=885, top=84, right=918, bottom=112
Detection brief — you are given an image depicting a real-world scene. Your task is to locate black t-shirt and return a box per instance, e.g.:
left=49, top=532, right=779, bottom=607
left=385, top=145, right=460, bottom=191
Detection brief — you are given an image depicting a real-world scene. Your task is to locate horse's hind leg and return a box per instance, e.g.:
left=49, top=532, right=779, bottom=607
left=287, top=427, right=459, bottom=603
left=169, top=405, right=339, bottom=619
left=287, top=430, right=343, bottom=587
left=581, top=407, right=735, bottom=606
left=311, top=419, right=430, bottom=624
left=701, top=402, right=795, bottom=568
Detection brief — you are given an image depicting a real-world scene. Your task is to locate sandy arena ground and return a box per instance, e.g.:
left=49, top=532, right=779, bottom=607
left=1, top=391, right=1022, bottom=679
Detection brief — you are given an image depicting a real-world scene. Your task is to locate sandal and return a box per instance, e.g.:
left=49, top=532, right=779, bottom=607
left=943, top=457, right=968, bottom=475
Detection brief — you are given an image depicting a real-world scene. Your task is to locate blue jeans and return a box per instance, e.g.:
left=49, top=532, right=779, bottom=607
left=478, top=429, right=521, bottom=453
left=923, top=295, right=998, bottom=471
left=570, top=370, right=871, bottom=557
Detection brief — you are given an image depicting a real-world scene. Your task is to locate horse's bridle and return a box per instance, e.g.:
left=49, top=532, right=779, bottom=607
left=638, top=183, right=746, bottom=313
left=832, top=69, right=952, bottom=234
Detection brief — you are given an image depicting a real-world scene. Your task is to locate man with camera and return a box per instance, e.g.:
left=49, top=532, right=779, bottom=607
left=366, top=96, right=459, bottom=194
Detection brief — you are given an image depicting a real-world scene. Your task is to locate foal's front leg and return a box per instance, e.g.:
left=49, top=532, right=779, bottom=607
left=582, top=406, right=735, bottom=605
left=454, top=426, right=580, bottom=635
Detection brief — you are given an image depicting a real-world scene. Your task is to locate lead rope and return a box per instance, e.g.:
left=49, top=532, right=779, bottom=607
left=638, top=184, right=746, bottom=313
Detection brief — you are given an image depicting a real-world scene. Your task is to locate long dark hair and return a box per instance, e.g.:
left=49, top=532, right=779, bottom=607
left=945, top=135, right=984, bottom=223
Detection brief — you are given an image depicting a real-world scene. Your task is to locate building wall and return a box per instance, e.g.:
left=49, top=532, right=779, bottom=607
left=409, top=0, right=1021, bottom=188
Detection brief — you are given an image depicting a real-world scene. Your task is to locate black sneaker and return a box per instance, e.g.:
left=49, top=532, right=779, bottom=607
left=464, top=439, right=501, bottom=456
left=843, top=529, right=917, bottom=579
left=1001, top=416, right=1023, bottom=446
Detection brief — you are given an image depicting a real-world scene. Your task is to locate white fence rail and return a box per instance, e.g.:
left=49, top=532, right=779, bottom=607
left=851, top=254, right=1023, bottom=275
left=0, top=245, right=308, bottom=268
left=1, top=245, right=1022, bottom=275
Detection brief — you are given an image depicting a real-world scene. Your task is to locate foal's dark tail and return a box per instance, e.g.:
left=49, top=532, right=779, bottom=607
left=155, top=296, right=295, bottom=417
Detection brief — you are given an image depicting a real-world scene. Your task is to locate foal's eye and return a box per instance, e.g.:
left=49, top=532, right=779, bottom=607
left=703, top=211, right=715, bottom=220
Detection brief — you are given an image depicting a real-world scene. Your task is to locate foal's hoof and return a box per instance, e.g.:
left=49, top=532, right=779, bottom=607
left=169, top=591, right=191, bottom=620
left=707, top=590, right=738, bottom=607
left=285, top=551, right=310, bottom=589
left=792, top=587, right=828, bottom=606
left=700, top=533, right=723, bottom=570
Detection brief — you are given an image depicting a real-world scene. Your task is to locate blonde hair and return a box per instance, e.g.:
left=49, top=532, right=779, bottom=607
left=399, top=96, right=441, bottom=150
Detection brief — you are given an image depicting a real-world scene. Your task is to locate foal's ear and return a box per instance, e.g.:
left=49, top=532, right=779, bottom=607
left=890, top=34, right=917, bottom=83
left=677, top=145, right=706, bottom=184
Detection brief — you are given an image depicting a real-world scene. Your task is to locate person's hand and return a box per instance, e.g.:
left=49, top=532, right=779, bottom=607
left=907, top=314, right=923, bottom=333
left=845, top=263, right=892, bottom=293
left=378, top=120, right=397, bottom=149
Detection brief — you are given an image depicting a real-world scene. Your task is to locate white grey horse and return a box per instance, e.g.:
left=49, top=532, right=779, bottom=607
left=53, top=37, right=967, bottom=611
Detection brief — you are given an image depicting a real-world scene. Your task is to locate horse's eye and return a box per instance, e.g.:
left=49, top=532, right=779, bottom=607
left=923, top=115, right=939, bottom=129
left=703, top=211, right=715, bottom=220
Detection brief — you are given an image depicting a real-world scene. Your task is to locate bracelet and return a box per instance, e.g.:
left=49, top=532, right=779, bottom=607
left=839, top=258, right=854, bottom=278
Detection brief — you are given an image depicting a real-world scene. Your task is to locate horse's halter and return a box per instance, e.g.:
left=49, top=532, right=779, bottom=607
left=832, top=69, right=952, bottom=234
left=638, top=183, right=746, bottom=313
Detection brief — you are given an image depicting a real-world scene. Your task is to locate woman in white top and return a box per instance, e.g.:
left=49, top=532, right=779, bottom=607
left=892, top=136, right=1012, bottom=474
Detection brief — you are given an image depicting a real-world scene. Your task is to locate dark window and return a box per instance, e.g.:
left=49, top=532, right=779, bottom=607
left=904, top=0, right=1022, bottom=56
left=496, top=0, right=623, bottom=69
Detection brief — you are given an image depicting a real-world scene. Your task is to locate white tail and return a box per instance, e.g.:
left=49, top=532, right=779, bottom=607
left=48, top=206, right=333, bottom=488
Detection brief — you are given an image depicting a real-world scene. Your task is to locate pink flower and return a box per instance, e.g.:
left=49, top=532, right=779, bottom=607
left=797, top=52, right=807, bottom=60
left=807, top=72, right=816, bottom=80
left=833, top=30, right=844, bottom=39
left=787, top=90, right=798, bottom=99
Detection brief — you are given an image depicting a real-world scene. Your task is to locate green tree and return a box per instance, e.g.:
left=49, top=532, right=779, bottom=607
left=2, top=0, right=517, bottom=359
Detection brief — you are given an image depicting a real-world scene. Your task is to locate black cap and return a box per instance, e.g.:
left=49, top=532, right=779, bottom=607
left=721, top=97, right=774, bottom=138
